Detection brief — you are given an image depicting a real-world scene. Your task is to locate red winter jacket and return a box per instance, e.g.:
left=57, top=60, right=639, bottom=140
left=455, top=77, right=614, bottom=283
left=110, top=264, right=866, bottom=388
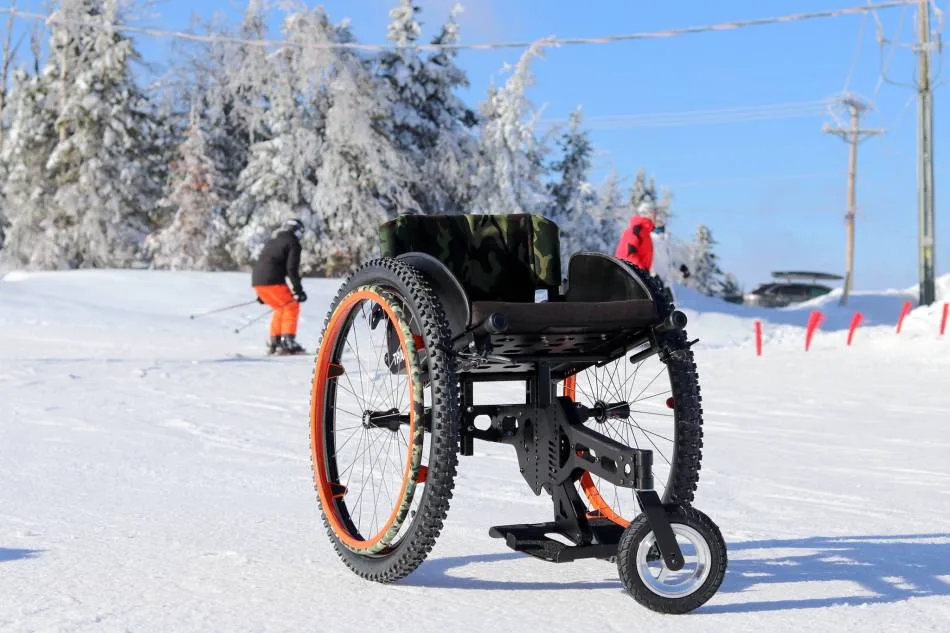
left=614, top=215, right=655, bottom=271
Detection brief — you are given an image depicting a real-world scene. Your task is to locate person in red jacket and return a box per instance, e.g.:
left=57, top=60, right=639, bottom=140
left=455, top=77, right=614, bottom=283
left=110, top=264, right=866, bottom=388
left=614, top=214, right=656, bottom=271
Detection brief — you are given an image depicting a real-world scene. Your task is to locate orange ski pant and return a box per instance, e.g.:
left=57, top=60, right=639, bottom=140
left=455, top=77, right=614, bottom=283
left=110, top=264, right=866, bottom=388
left=254, top=284, right=300, bottom=337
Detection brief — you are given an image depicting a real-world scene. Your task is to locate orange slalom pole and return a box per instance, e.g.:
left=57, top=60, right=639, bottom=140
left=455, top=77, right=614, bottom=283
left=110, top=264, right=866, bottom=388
left=896, top=300, right=913, bottom=334
left=847, top=312, right=864, bottom=346
left=805, top=310, right=824, bottom=351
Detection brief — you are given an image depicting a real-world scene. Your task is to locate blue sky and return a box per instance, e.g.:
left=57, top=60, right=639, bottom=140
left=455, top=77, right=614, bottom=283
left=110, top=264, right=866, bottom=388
left=6, top=0, right=947, bottom=291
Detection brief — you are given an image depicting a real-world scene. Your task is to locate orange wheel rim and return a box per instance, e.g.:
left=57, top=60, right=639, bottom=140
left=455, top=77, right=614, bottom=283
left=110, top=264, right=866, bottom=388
left=579, top=472, right=630, bottom=527
left=564, top=374, right=630, bottom=528
left=310, top=288, right=422, bottom=553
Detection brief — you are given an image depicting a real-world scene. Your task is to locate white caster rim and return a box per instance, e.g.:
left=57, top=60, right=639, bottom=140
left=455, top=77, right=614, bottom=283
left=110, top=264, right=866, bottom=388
left=636, top=524, right=712, bottom=599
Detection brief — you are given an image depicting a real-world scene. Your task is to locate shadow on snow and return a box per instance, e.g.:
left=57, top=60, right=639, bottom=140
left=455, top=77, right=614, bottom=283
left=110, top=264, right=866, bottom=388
left=0, top=548, right=42, bottom=563
left=403, top=533, right=950, bottom=614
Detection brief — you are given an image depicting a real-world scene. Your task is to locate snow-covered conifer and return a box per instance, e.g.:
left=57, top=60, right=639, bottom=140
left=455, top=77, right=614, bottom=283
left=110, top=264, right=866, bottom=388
left=420, top=4, right=479, bottom=213
left=589, top=171, right=628, bottom=254
left=547, top=107, right=599, bottom=267
left=229, top=0, right=271, bottom=146
left=471, top=40, right=551, bottom=216
left=227, top=10, right=324, bottom=271
left=688, top=224, right=726, bottom=296
left=38, top=0, right=166, bottom=268
left=0, top=67, right=60, bottom=268
left=146, top=105, right=232, bottom=270
left=314, top=15, right=415, bottom=272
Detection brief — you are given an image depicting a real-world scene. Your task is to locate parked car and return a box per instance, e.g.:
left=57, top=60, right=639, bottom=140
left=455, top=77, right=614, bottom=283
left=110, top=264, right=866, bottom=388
left=741, top=271, right=842, bottom=308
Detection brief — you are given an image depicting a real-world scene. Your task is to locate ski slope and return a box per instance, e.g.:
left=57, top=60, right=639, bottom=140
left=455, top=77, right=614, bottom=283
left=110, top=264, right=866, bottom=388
left=1, top=269, right=949, bottom=632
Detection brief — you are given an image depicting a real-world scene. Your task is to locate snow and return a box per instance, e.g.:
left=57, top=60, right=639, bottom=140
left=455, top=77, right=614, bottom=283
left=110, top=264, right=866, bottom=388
left=2, top=269, right=949, bottom=631
left=671, top=274, right=948, bottom=350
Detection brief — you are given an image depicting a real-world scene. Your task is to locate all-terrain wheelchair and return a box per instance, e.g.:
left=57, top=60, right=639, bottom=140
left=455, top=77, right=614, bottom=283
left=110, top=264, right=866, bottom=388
left=309, top=214, right=727, bottom=614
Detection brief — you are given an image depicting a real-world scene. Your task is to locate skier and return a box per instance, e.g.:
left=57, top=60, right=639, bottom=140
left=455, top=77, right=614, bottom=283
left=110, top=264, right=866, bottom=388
left=252, top=218, right=308, bottom=355
left=615, top=214, right=656, bottom=272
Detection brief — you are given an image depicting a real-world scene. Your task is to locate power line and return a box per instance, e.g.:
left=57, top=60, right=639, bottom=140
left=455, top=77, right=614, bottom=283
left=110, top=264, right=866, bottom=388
left=872, top=2, right=915, bottom=92
left=539, top=99, right=835, bottom=130
left=664, top=172, right=844, bottom=190
left=0, top=1, right=918, bottom=52
left=842, top=8, right=869, bottom=92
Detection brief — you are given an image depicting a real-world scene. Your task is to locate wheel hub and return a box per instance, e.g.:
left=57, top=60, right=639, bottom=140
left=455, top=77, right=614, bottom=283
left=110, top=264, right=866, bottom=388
left=592, top=400, right=631, bottom=423
left=363, top=408, right=407, bottom=432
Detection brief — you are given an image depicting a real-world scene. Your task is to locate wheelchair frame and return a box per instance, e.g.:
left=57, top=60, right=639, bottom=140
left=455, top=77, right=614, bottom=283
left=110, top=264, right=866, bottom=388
left=309, top=219, right=727, bottom=614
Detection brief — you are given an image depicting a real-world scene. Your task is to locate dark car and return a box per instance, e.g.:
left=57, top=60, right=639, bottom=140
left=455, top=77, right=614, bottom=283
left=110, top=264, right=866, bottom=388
left=743, top=282, right=833, bottom=307
left=741, top=271, right=842, bottom=308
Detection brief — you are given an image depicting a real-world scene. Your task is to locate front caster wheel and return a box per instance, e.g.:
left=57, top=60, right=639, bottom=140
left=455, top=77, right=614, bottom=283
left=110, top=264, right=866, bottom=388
left=617, top=506, right=727, bottom=614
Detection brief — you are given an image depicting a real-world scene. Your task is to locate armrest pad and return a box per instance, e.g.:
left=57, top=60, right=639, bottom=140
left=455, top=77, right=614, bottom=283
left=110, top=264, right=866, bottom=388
left=564, top=252, right=653, bottom=302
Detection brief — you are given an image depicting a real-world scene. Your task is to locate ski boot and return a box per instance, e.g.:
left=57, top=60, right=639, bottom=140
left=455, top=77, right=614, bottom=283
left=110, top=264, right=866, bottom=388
left=277, top=334, right=307, bottom=355
left=266, top=336, right=281, bottom=355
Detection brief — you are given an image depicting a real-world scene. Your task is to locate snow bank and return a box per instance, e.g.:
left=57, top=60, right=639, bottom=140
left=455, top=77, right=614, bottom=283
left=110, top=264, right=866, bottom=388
left=669, top=274, right=950, bottom=349
left=2, top=269, right=946, bottom=355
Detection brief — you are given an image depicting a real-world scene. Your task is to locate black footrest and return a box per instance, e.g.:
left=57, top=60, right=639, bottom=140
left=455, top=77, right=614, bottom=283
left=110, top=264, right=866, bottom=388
left=488, top=520, right=624, bottom=563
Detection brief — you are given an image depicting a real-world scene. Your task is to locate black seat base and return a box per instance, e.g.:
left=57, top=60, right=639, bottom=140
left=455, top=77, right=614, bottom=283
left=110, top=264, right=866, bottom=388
left=470, top=299, right=658, bottom=335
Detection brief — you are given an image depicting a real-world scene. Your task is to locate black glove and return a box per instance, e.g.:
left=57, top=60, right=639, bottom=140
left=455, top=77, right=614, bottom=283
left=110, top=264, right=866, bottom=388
left=256, top=296, right=264, bottom=305
left=293, top=290, right=307, bottom=303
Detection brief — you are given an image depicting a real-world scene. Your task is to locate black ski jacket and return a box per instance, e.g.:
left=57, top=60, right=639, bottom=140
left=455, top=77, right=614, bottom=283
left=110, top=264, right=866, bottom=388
left=251, top=230, right=303, bottom=293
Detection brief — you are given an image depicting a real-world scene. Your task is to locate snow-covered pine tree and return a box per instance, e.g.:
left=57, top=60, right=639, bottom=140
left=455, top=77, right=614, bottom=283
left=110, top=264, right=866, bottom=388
left=314, top=12, right=416, bottom=273
left=471, top=40, right=551, bottom=216
left=629, top=167, right=659, bottom=218
left=376, top=0, right=430, bottom=213
left=0, top=68, right=60, bottom=269
left=720, top=272, right=741, bottom=298
left=546, top=107, right=599, bottom=268
left=589, top=170, right=628, bottom=254
left=377, top=1, right=479, bottom=214
left=689, top=224, right=726, bottom=296
left=227, top=9, right=324, bottom=272
left=0, top=2, right=16, bottom=256
left=379, top=0, right=425, bottom=152
left=171, top=12, right=251, bottom=222
left=0, top=0, right=17, bottom=154
left=655, top=186, right=673, bottom=229
left=229, top=0, right=271, bottom=146
left=0, top=0, right=93, bottom=270
left=39, top=0, right=166, bottom=269
left=145, top=104, right=232, bottom=270
left=0, top=159, right=7, bottom=254
left=421, top=3, right=479, bottom=213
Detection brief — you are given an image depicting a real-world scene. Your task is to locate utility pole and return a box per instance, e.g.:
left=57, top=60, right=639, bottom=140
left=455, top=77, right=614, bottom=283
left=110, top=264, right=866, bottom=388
left=823, top=96, right=884, bottom=306
left=916, top=0, right=937, bottom=306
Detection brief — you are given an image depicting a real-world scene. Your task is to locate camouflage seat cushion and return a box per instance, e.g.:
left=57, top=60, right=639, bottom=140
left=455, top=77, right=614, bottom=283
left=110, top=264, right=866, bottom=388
left=378, top=214, right=561, bottom=303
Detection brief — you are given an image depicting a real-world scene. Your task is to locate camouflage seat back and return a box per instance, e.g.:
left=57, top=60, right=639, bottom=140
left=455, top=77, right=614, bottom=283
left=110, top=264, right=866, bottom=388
left=378, top=214, right=561, bottom=303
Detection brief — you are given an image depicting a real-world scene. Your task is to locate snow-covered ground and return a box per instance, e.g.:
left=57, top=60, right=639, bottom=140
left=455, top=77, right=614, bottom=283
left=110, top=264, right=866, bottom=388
left=1, top=269, right=949, bottom=632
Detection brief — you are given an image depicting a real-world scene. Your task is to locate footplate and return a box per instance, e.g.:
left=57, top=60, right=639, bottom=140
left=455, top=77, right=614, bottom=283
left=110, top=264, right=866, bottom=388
left=489, top=519, right=625, bottom=563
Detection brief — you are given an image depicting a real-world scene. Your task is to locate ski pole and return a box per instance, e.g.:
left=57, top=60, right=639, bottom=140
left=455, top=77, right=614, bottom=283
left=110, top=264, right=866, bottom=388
left=233, top=309, right=273, bottom=334
left=189, top=299, right=259, bottom=320
left=232, top=300, right=294, bottom=334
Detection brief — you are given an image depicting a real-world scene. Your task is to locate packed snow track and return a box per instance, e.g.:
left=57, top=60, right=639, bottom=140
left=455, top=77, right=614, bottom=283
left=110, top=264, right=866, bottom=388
left=1, top=270, right=949, bottom=632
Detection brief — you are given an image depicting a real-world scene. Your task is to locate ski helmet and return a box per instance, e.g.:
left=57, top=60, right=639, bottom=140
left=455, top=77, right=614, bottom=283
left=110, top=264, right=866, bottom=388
left=283, top=218, right=304, bottom=238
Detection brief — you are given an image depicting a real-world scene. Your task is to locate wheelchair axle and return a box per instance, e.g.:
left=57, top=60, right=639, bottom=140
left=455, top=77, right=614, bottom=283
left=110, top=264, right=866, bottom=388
left=363, top=408, right=409, bottom=431
left=576, top=401, right=631, bottom=423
